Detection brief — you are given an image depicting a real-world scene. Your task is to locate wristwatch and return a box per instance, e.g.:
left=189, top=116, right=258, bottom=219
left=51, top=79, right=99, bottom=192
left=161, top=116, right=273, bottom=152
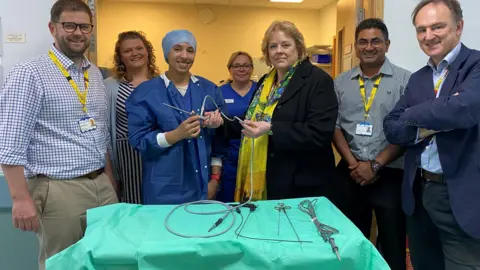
left=370, top=159, right=383, bottom=174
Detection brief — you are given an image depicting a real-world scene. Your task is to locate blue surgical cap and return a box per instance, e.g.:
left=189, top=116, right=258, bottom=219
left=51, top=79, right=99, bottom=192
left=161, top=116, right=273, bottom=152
left=161, top=30, right=197, bottom=62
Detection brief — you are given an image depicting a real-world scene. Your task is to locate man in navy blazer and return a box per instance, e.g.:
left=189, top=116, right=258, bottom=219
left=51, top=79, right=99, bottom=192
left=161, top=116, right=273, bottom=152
left=383, top=0, right=480, bottom=269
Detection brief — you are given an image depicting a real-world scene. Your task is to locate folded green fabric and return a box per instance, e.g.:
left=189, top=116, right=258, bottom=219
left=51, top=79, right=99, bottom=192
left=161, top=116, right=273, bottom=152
left=47, top=197, right=389, bottom=270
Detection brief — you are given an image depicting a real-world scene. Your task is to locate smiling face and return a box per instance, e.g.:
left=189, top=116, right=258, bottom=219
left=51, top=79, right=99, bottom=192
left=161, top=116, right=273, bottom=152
left=414, top=2, right=463, bottom=64
left=119, top=38, right=149, bottom=72
left=229, top=55, right=253, bottom=84
left=49, top=11, right=92, bottom=59
left=355, top=28, right=390, bottom=68
left=267, top=30, right=299, bottom=72
left=167, top=43, right=195, bottom=74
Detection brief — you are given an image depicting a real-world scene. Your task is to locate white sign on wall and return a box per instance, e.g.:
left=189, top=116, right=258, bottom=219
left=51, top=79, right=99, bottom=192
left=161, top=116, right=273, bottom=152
left=5, top=33, right=26, bottom=43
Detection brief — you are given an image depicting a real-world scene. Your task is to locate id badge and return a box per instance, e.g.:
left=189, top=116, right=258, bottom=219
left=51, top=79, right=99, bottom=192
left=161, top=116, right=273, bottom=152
left=225, top=99, right=235, bottom=104
left=79, top=116, right=97, bottom=133
left=355, top=122, right=373, bottom=136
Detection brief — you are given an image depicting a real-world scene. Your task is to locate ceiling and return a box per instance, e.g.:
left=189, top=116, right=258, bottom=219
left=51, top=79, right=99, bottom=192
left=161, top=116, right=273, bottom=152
left=105, top=0, right=338, bottom=10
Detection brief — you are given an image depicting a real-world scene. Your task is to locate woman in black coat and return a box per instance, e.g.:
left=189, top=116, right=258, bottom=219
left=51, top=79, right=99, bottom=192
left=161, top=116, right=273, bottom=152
left=207, top=21, right=338, bottom=201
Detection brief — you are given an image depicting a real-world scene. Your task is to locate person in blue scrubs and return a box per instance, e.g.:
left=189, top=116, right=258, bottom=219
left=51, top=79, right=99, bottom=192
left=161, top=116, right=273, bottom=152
left=216, top=51, right=257, bottom=203
left=126, top=30, right=225, bottom=205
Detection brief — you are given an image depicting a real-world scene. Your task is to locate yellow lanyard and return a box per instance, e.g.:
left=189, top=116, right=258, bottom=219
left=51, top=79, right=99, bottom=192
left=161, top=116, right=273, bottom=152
left=359, top=75, right=382, bottom=120
left=434, top=68, right=449, bottom=97
left=48, top=50, right=89, bottom=114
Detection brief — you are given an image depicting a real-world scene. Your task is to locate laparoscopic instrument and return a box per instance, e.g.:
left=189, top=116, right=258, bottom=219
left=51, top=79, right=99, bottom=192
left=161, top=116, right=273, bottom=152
left=162, top=96, right=342, bottom=261
left=163, top=95, right=255, bottom=238
left=162, top=95, right=246, bottom=122
left=161, top=103, right=208, bottom=120
left=275, top=202, right=303, bottom=249
left=299, top=199, right=341, bottom=261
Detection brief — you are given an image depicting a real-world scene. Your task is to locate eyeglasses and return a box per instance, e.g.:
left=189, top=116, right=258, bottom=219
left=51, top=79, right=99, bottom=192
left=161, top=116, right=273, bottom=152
left=56, top=22, right=94, bottom=34
left=230, top=64, right=253, bottom=70
left=356, top=38, right=384, bottom=48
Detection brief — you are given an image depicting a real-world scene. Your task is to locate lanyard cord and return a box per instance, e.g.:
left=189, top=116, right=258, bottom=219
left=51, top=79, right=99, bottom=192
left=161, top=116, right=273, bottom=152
left=434, top=68, right=449, bottom=97
left=359, top=75, right=382, bottom=120
left=49, top=50, right=89, bottom=114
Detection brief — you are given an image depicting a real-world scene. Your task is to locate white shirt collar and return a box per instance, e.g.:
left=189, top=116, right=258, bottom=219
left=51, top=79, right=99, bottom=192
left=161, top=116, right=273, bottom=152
left=160, top=73, right=199, bottom=88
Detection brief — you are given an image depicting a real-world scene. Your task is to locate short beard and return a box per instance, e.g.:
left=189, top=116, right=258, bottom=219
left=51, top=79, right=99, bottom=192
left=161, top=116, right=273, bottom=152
left=56, top=35, right=90, bottom=61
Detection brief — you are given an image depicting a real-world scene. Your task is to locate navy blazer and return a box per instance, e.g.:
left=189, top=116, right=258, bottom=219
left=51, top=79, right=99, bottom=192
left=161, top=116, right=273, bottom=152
left=383, top=44, right=480, bottom=239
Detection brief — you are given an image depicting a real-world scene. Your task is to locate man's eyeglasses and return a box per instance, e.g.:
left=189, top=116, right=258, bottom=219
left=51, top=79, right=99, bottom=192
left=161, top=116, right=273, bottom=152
left=56, top=22, right=94, bottom=34
left=356, top=38, right=384, bottom=48
left=230, top=64, right=253, bottom=70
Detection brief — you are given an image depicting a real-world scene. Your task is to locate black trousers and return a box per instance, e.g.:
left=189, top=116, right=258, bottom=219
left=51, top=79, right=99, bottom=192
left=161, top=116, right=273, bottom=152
left=407, top=171, right=480, bottom=270
left=332, top=160, right=406, bottom=270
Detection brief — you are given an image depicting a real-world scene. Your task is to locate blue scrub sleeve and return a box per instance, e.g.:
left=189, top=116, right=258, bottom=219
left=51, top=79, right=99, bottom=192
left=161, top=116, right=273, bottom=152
left=126, top=92, right=170, bottom=159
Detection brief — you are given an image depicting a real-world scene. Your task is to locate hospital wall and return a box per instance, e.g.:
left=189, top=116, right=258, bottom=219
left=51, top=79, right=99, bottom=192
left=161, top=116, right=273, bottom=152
left=0, top=1, right=52, bottom=269
left=96, top=1, right=338, bottom=84
left=384, top=0, right=480, bottom=73
left=2, top=0, right=480, bottom=269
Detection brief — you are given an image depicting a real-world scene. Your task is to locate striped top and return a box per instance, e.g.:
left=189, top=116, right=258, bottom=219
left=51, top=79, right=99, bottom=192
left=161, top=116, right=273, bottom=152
left=116, top=82, right=133, bottom=139
left=115, top=81, right=142, bottom=204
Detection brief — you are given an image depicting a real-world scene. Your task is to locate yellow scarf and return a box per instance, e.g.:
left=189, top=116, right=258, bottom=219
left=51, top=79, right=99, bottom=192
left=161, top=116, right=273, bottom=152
left=234, top=63, right=298, bottom=202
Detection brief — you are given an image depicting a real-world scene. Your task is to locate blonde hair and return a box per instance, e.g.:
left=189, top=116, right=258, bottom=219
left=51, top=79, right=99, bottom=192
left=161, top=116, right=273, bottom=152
left=227, top=51, right=254, bottom=69
left=112, top=31, right=160, bottom=81
left=261, top=21, right=307, bottom=66
left=223, top=51, right=254, bottom=84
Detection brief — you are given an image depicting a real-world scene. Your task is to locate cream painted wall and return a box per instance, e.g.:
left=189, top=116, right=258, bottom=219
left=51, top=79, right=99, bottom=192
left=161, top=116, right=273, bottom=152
left=97, top=1, right=337, bottom=84
left=336, top=0, right=358, bottom=75
left=317, top=2, right=338, bottom=46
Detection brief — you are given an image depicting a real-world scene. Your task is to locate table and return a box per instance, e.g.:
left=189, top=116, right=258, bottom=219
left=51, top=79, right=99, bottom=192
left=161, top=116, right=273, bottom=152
left=46, top=197, right=389, bottom=270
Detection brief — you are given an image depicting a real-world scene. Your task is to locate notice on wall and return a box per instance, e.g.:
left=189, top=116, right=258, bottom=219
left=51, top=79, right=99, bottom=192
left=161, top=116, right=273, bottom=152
left=5, top=33, right=26, bottom=43
left=342, top=55, right=352, bottom=72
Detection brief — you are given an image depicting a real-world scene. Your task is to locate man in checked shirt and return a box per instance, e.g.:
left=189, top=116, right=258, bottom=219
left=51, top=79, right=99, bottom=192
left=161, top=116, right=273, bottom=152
left=0, top=0, right=118, bottom=269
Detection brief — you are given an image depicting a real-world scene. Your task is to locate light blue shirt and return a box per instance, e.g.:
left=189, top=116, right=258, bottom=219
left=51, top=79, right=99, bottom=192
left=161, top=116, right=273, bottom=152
left=419, top=42, right=462, bottom=173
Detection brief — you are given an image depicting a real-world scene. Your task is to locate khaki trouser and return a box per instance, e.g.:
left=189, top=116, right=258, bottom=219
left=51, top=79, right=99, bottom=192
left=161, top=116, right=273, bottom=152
left=28, top=173, right=118, bottom=270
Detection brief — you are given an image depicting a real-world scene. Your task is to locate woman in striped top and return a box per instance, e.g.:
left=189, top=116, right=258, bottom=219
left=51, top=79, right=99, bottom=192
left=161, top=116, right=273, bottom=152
left=104, top=31, right=160, bottom=204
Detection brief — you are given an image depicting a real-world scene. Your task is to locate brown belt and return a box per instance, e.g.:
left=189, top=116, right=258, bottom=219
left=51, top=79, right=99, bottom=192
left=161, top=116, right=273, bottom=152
left=420, top=169, right=444, bottom=183
left=37, top=167, right=104, bottom=180
left=83, top=168, right=105, bottom=179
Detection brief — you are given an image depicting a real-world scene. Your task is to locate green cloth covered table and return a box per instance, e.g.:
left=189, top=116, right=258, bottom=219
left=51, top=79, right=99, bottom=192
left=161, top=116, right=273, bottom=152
left=46, top=197, right=389, bottom=270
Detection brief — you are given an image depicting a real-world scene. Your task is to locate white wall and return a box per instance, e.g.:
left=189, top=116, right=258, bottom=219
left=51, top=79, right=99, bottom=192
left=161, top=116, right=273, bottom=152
left=0, top=0, right=54, bottom=85
left=0, top=1, right=53, bottom=268
left=384, top=0, right=480, bottom=72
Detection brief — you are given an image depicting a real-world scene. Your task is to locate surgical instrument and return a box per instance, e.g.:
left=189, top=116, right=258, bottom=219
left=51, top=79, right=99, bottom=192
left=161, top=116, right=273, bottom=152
left=275, top=202, right=303, bottom=249
left=164, top=95, right=255, bottom=239
left=234, top=204, right=312, bottom=244
left=209, top=204, right=258, bottom=233
left=298, top=199, right=341, bottom=261
left=229, top=203, right=257, bottom=212
left=162, top=103, right=208, bottom=120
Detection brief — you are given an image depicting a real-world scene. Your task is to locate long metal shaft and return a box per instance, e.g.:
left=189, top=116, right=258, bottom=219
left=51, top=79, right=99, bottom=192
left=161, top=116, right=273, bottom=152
left=277, top=210, right=281, bottom=235
left=283, top=209, right=303, bottom=250
left=237, top=210, right=252, bottom=239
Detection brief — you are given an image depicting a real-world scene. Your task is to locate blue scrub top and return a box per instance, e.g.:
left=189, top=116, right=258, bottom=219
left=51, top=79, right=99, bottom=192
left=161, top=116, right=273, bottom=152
left=217, top=81, right=256, bottom=202
left=126, top=75, right=226, bottom=205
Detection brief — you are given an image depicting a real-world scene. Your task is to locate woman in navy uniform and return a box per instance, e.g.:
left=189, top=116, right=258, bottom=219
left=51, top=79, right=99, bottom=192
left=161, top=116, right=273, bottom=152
left=216, top=52, right=257, bottom=202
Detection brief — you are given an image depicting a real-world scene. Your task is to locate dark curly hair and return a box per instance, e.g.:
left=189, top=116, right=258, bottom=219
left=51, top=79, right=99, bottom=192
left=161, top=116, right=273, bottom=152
left=113, top=31, right=160, bottom=81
